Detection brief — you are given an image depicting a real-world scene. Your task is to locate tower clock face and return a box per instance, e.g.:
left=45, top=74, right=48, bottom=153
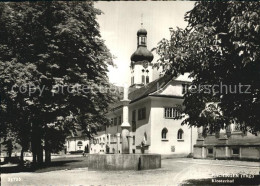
left=143, top=61, right=148, bottom=69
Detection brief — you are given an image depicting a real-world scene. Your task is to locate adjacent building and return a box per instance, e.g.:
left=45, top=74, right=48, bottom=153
left=66, top=131, right=90, bottom=154
left=194, top=124, right=260, bottom=160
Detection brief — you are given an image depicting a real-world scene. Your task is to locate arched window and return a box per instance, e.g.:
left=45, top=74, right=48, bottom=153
left=146, top=76, right=149, bottom=84
left=161, top=128, right=168, bottom=139
left=177, top=129, right=184, bottom=140
left=141, top=37, right=146, bottom=45
left=142, top=75, right=145, bottom=83
left=77, top=141, right=83, bottom=146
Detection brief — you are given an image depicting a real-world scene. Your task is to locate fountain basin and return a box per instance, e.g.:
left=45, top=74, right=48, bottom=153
left=88, top=154, right=161, bottom=171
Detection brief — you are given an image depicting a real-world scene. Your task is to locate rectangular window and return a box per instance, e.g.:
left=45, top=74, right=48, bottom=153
left=142, top=108, right=146, bottom=119
left=232, top=148, right=240, bottom=155
left=165, top=107, right=181, bottom=119
left=133, top=135, right=135, bottom=145
left=118, top=116, right=122, bottom=125
left=208, top=148, right=213, bottom=154
left=113, top=117, right=117, bottom=126
left=132, top=110, right=136, bottom=131
left=110, top=118, right=113, bottom=125
left=182, top=84, right=188, bottom=94
left=132, top=110, right=136, bottom=121
left=138, top=108, right=146, bottom=120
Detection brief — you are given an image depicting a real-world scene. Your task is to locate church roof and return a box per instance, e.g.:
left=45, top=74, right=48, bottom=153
left=131, top=27, right=154, bottom=63
left=130, top=46, right=154, bottom=62
left=128, top=74, right=173, bottom=103
left=137, top=28, right=147, bottom=36
left=109, top=75, right=173, bottom=111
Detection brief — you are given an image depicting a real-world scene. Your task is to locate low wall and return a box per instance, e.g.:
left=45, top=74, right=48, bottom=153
left=215, top=147, right=227, bottom=159
left=88, top=154, right=161, bottom=171
left=194, top=145, right=260, bottom=161
left=193, top=147, right=203, bottom=159
left=241, top=147, right=260, bottom=160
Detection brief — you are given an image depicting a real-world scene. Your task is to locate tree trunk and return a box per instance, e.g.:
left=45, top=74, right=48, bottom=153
left=45, top=139, right=51, bottom=164
left=8, top=150, right=12, bottom=158
left=37, top=142, right=43, bottom=165
left=31, top=130, right=37, bottom=164
left=7, top=140, right=13, bottom=158
left=33, top=152, right=37, bottom=164
left=20, top=148, right=24, bottom=165
left=31, top=123, right=43, bottom=165
left=45, top=150, right=51, bottom=164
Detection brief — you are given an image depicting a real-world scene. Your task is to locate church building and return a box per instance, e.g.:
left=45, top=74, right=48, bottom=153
left=88, top=27, right=197, bottom=155
left=65, top=26, right=260, bottom=160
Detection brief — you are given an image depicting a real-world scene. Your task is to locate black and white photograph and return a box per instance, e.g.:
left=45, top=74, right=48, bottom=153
left=0, top=1, right=260, bottom=185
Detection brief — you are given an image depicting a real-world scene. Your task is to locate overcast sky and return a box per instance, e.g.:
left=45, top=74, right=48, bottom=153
left=95, top=1, right=195, bottom=86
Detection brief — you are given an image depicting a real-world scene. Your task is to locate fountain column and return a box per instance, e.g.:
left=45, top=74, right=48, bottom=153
left=116, top=133, right=121, bottom=153
left=121, top=85, right=131, bottom=154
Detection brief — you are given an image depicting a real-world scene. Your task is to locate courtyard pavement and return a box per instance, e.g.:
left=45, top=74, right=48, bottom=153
left=1, top=157, right=260, bottom=185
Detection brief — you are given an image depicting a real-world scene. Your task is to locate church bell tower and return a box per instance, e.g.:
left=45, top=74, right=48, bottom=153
left=130, top=24, right=154, bottom=88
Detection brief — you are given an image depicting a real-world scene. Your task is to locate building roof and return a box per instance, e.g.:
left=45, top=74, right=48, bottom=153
left=131, top=27, right=154, bottom=63
left=228, top=137, right=260, bottom=145
left=137, top=28, right=147, bottom=36
left=128, top=74, right=173, bottom=102
left=109, top=75, right=173, bottom=111
left=130, top=46, right=154, bottom=62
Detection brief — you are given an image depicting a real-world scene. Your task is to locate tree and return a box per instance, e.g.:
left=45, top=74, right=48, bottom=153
left=0, top=1, right=115, bottom=164
left=0, top=60, right=38, bottom=163
left=155, top=2, right=260, bottom=134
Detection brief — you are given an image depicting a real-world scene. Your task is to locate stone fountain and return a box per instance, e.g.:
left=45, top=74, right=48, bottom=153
left=88, top=85, right=161, bottom=171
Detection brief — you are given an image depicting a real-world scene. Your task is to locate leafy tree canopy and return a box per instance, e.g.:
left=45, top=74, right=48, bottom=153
left=0, top=1, right=115, bottom=160
left=155, top=2, right=260, bottom=134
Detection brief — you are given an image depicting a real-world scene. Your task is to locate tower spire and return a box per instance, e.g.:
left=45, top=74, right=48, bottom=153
left=141, top=13, right=143, bottom=28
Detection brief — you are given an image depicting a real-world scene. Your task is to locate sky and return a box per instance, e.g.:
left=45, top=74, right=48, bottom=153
left=95, top=1, right=195, bottom=86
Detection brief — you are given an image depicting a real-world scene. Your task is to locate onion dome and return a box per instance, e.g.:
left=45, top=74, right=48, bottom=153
left=131, top=28, right=154, bottom=63
left=131, top=46, right=154, bottom=62
left=137, top=28, right=147, bottom=36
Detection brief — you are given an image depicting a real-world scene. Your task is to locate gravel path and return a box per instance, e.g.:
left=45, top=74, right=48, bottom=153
left=2, top=158, right=259, bottom=186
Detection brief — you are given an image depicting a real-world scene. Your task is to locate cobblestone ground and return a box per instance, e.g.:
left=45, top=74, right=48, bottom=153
left=2, top=158, right=259, bottom=186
